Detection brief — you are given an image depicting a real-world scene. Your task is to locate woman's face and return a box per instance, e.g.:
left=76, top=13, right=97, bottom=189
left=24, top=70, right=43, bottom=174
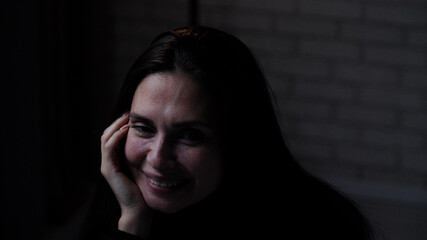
left=125, top=72, right=222, bottom=213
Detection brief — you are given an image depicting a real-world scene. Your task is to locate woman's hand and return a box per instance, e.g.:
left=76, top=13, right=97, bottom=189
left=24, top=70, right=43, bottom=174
left=100, top=113, right=153, bottom=238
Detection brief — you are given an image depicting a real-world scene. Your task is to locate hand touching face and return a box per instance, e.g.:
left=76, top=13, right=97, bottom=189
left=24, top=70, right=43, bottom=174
left=125, top=72, right=223, bottom=213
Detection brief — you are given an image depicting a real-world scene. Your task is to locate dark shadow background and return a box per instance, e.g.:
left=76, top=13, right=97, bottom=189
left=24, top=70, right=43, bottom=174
left=2, top=1, right=197, bottom=239
left=2, top=0, right=113, bottom=239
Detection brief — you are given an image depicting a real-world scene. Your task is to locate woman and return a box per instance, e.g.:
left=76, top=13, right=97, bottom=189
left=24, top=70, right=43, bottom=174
left=81, top=26, right=373, bottom=239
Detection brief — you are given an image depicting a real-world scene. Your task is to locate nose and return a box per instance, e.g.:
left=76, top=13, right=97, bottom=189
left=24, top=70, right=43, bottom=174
left=146, top=135, right=177, bottom=170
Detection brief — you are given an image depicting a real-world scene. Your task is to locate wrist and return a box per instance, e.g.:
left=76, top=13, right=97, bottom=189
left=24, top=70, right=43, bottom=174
left=118, top=209, right=153, bottom=238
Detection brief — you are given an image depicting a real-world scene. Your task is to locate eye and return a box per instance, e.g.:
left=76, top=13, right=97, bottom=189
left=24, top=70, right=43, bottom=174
left=131, top=124, right=156, bottom=137
left=178, top=128, right=205, bottom=145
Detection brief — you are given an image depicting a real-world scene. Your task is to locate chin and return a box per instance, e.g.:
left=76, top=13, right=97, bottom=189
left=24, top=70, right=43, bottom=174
left=146, top=198, right=188, bottom=214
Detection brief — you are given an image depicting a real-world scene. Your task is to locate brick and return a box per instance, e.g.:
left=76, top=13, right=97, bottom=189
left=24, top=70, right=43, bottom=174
left=341, top=23, right=402, bottom=43
left=365, top=46, right=426, bottom=67
left=366, top=4, right=427, bottom=25
left=299, top=0, right=361, bottom=19
left=408, top=30, right=427, bottom=47
left=299, top=163, right=366, bottom=186
left=235, top=0, right=297, bottom=12
left=403, top=71, right=427, bottom=89
left=403, top=113, right=427, bottom=131
left=361, top=168, right=426, bottom=187
left=337, top=105, right=397, bottom=126
left=277, top=17, right=336, bottom=37
left=201, top=0, right=297, bottom=13
left=406, top=0, right=427, bottom=6
left=278, top=99, right=333, bottom=119
left=337, top=145, right=398, bottom=167
left=268, top=57, right=330, bottom=77
left=301, top=40, right=360, bottom=60
left=334, top=64, right=399, bottom=86
left=362, top=88, right=424, bottom=109
left=294, top=81, right=357, bottom=101
left=403, top=151, right=427, bottom=172
left=362, top=130, right=424, bottom=149
left=297, top=121, right=359, bottom=142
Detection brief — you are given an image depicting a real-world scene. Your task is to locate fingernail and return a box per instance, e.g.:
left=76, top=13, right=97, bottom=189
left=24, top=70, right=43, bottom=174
left=121, top=112, right=129, bottom=117
left=120, top=124, right=129, bottom=130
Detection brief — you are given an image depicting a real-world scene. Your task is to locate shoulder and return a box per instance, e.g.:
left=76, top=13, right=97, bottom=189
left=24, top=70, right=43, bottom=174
left=286, top=175, right=372, bottom=239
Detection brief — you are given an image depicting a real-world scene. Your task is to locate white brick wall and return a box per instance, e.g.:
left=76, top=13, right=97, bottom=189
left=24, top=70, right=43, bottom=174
left=334, top=64, right=399, bottom=85
left=301, top=40, right=360, bottom=60
left=365, top=4, right=427, bottom=25
left=365, top=46, right=426, bottom=67
left=336, top=105, right=397, bottom=126
left=408, top=30, right=427, bottom=46
left=277, top=17, right=336, bottom=37
left=341, top=23, right=402, bottom=43
left=107, top=1, right=427, bottom=238
left=197, top=4, right=427, bottom=238
left=294, top=81, right=357, bottom=101
left=299, top=0, right=361, bottom=19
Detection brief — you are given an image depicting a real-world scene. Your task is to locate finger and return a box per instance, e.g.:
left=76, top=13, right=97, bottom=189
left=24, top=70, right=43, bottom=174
left=102, top=113, right=129, bottom=141
left=101, top=124, right=130, bottom=176
left=103, top=123, right=130, bottom=153
left=101, top=113, right=129, bottom=144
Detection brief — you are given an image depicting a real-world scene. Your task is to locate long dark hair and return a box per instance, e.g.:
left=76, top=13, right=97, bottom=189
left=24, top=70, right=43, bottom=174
left=81, top=26, right=373, bottom=239
left=115, top=26, right=302, bottom=192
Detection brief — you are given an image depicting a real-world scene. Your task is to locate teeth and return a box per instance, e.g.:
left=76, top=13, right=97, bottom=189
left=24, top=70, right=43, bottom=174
left=149, top=178, right=181, bottom=188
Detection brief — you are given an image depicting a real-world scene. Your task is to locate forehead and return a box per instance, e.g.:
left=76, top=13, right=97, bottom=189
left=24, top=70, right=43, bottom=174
left=131, top=72, right=212, bottom=120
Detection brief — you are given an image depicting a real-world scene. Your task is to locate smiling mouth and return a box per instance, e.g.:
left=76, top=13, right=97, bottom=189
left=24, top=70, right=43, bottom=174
left=148, top=177, right=188, bottom=189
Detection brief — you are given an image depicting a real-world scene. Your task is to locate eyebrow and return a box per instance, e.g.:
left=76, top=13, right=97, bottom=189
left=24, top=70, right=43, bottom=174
left=129, top=113, right=155, bottom=126
left=129, top=112, right=213, bottom=129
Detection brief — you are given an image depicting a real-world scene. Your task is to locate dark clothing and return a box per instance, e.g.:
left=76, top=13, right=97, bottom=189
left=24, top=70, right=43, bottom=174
left=81, top=175, right=372, bottom=240
left=109, top=230, right=145, bottom=240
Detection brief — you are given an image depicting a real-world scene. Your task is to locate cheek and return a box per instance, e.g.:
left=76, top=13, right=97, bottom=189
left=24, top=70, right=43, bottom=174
left=124, top=135, right=147, bottom=165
